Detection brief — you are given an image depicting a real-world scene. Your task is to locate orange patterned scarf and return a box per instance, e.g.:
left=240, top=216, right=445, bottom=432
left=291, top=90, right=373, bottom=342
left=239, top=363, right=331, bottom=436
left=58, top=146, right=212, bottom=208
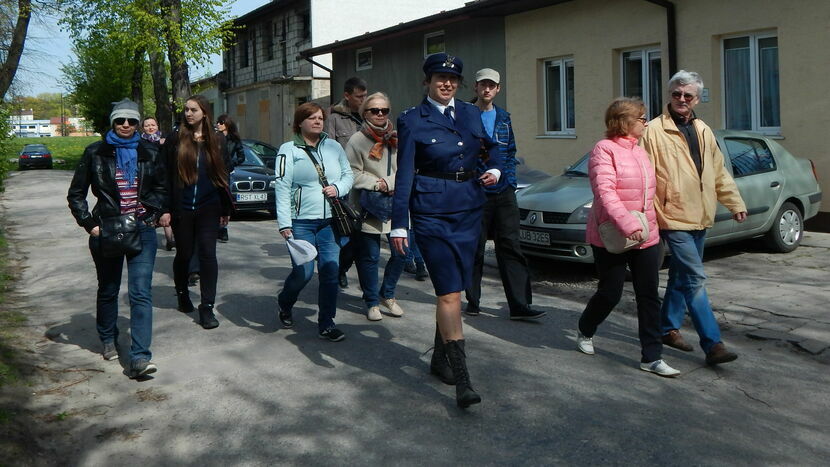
left=360, top=121, right=397, bottom=160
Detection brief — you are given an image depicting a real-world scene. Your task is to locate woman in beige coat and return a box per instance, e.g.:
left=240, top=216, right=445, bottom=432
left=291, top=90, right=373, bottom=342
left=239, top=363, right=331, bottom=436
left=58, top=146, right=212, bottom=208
left=346, top=92, right=407, bottom=321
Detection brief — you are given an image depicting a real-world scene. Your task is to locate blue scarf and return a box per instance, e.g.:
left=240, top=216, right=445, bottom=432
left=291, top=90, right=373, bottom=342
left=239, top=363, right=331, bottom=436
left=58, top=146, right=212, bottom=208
left=105, top=130, right=140, bottom=187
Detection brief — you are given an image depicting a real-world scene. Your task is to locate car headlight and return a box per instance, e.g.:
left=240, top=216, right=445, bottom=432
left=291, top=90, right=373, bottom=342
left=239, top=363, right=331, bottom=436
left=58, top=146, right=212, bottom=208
left=269, top=180, right=276, bottom=189
left=567, top=201, right=593, bottom=224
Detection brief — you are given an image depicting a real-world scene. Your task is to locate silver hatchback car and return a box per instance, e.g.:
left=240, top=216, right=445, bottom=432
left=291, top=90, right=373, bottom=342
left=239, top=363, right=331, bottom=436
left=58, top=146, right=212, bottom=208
left=516, top=130, right=823, bottom=263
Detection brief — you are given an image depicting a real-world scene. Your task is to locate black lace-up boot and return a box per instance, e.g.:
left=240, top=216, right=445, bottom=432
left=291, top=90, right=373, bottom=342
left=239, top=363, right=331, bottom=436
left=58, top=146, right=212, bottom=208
left=444, top=339, right=481, bottom=408
left=430, top=327, right=455, bottom=385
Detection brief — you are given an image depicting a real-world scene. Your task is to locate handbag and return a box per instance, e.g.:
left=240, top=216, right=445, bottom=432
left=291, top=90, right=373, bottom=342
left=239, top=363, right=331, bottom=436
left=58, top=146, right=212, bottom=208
left=300, top=147, right=363, bottom=236
left=359, top=152, right=393, bottom=221
left=99, top=213, right=142, bottom=258
left=598, top=157, right=650, bottom=254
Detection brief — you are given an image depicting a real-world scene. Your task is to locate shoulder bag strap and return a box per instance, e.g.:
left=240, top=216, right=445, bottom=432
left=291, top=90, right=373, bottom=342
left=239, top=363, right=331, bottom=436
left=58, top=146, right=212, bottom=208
left=300, top=146, right=330, bottom=188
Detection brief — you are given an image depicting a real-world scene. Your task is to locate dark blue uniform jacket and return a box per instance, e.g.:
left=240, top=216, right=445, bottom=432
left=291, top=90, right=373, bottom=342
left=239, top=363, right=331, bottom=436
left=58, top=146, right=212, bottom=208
left=391, top=98, right=501, bottom=230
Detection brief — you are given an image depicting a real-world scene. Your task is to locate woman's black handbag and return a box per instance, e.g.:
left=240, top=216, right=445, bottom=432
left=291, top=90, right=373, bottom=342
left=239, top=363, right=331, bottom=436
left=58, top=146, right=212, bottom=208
left=330, top=197, right=363, bottom=236
left=99, top=213, right=142, bottom=258
left=301, top=147, right=362, bottom=236
left=360, top=190, right=393, bottom=222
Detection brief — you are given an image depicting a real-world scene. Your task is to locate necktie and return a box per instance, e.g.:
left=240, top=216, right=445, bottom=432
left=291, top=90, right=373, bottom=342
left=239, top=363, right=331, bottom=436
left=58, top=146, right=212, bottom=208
left=444, top=106, right=455, bottom=124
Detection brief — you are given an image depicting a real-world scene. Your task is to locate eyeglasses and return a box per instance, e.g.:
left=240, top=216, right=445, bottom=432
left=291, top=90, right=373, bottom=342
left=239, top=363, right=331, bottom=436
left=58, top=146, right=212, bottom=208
left=367, top=108, right=391, bottom=116
left=671, top=91, right=697, bottom=101
left=216, top=121, right=225, bottom=125
left=114, top=118, right=139, bottom=126
left=636, top=117, right=648, bottom=124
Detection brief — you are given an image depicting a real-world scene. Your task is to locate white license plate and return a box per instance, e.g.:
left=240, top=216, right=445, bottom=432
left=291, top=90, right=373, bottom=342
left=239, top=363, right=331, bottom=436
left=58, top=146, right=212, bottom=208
left=520, top=229, right=550, bottom=246
left=236, top=192, right=268, bottom=202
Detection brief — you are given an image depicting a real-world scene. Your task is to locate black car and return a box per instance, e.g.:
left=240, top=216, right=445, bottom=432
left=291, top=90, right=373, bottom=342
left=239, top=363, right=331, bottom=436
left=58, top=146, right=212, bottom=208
left=231, top=145, right=277, bottom=216
left=241, top=138, right=278, bottom=170
left=18, top=144, right=53, bottom=170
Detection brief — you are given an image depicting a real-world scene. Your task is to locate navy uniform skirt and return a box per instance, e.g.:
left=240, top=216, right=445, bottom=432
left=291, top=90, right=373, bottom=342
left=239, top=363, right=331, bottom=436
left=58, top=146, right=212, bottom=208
left=411, top=208, right=483, bottom=296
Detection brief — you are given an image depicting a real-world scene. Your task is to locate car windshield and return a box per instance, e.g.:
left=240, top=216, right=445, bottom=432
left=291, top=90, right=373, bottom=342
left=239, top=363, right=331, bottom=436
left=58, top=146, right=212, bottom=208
left=241, top=147, right=266, bottom=167
left=23, top=145, right=48, bottom=152
left=563, top=153, right=589, bottom=176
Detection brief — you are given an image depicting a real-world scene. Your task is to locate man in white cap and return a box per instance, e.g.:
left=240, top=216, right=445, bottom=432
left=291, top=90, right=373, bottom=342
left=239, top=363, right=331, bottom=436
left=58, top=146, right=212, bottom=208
left=465, top=68, right=544, bottom=321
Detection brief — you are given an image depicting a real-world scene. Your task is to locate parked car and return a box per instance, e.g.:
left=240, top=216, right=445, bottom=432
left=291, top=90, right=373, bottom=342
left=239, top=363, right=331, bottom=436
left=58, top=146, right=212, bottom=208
left=231, top=143, right=277, bottom=216
left=242, top=138, right=278, bottom=170
left=18, top=144, right=53, bottom=170
left=516, top=130, right=823, bottom=263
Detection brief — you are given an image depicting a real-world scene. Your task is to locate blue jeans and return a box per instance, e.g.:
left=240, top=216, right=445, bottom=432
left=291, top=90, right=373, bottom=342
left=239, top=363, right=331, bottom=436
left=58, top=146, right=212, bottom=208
left=278, top=219, right=340, bottom=332
left=660, top=229, right=721, bottom=353
left=406, top=229, right=424, bottom=265
left=89, top=225, right=157, bottom=363
left=354, top=232, right=406, bottom=307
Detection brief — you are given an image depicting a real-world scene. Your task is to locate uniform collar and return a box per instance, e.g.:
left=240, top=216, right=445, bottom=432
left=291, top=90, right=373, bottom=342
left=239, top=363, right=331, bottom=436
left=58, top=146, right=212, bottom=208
left=426, top=95, right=456, bottom=114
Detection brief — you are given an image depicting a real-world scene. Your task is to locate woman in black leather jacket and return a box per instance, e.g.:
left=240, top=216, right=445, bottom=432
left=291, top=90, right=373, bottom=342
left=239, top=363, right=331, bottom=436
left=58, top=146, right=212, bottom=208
left=67, top=98, right=169, bottom=380
left=216, top=114, right=245, bottom=242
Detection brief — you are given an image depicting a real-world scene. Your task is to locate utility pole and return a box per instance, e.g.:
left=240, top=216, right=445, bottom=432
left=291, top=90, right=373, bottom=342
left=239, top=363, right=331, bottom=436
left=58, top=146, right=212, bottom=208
left=60, top=93, right=66, bottom=136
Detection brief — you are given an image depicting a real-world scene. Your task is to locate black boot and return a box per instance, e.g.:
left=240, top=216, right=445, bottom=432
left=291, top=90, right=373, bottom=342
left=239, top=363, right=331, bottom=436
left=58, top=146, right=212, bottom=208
left=430, top=327, right=455, bottom=385
left=445, top=340, right=481, bottom=408
left=415, top=262, right=428, bottom=281
left=176, top=290, right=194, bottom=313
left=198, top=303, right=219, bottom=329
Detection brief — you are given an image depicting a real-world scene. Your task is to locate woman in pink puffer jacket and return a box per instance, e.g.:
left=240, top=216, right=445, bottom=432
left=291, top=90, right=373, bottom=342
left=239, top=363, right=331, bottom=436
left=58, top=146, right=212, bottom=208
left=576, top=97, right=680, bottom=378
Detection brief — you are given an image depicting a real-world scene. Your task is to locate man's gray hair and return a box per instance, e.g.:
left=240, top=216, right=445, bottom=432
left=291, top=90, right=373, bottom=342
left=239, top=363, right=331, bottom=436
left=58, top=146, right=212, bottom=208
left=668, top=70, right=704, bottom=95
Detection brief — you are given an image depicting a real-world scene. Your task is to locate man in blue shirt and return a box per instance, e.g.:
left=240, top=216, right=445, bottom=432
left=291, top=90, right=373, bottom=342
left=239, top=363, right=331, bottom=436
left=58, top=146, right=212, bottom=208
left=465, top=68, right=544, bottom=321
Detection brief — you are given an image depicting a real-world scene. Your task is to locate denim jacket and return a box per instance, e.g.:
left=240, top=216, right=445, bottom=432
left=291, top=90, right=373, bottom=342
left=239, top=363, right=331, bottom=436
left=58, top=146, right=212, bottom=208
left=479, top=105, right=517, bottom=194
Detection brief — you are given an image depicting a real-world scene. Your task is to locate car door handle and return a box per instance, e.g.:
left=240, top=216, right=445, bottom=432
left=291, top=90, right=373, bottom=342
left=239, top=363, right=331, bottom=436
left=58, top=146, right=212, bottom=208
left=770, top=181, right=780, bottom=188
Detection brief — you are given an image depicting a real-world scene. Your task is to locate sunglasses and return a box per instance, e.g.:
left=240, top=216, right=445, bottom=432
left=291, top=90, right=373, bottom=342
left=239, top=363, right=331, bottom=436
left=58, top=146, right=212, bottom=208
left=114, top=118, right=139, bottom=126
left=366, top=108, right=391, bottom=116
left=635, top=117, right=648, bottom=124
left=671, top=91, right=697, bottom=101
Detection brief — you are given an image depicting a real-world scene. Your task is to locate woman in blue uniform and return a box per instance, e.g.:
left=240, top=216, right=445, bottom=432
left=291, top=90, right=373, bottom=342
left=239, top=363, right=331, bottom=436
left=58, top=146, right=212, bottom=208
left=391, top=53, right=501, bottom=409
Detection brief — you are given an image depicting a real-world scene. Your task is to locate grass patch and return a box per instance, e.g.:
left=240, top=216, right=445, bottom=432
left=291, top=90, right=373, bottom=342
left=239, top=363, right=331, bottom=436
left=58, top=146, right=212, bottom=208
left=5, top=136, right=99, bottom=171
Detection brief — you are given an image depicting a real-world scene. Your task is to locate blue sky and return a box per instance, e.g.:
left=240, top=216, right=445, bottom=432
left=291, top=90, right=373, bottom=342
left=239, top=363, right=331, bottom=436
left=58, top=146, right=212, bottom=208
left=16, top=0, right=270, bottom=97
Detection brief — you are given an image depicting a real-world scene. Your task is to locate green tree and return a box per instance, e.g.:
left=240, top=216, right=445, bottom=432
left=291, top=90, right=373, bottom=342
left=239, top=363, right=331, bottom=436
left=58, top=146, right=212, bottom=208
left=59, top=0, right=235, bottom=131
left=61, top=33, right=133, bottom=134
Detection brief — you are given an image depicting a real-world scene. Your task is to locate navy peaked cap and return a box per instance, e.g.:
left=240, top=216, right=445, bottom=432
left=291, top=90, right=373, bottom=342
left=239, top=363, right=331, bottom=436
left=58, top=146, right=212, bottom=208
left=423, top=53, right=463, bottom=77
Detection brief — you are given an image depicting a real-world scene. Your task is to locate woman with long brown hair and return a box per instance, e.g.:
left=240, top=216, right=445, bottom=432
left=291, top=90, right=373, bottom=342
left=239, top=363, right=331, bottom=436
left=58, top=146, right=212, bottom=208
left=166, top=95, right=233, bottom=329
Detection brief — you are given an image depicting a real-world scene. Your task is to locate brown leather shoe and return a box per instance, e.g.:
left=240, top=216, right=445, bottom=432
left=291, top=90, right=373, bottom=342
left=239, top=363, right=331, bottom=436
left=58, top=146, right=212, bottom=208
left=706, top=343, right=738, bottom=365
left=662, top=329, right=694, bottom=352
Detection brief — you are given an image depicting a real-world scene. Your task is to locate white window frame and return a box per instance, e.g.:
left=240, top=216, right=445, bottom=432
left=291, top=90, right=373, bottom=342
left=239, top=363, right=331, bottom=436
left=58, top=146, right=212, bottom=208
left=542, top=57, right=575, bottom=136
left=423, top=31, right=445, bottom=58
left=721, top=31, right=780, bottom=136
left=355, top=47, right=373, bottom=71
left=620, top=47, right=662, bottom=119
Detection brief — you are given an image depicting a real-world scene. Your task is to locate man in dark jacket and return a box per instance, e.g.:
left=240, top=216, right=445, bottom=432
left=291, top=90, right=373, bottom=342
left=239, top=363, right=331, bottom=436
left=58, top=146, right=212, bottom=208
left=327, top=76, right=367, bottom=288
left=464, top=68, right=544, bottom=321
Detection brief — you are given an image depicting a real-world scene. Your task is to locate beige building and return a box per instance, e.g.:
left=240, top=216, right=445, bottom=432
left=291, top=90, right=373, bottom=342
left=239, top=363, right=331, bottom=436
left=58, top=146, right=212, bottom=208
left=506, top=0, right=829, bottom=230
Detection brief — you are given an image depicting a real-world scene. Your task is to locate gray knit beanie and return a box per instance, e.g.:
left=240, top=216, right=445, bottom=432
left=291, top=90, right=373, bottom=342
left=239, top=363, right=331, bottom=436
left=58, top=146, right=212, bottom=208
left=110, top=98, right=141, bottom=124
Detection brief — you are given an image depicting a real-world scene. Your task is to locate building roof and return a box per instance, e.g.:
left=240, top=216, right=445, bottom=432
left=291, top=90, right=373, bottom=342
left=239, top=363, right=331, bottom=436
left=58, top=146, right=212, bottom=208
left=299, top=0, right=572, bottom=57
left=233, top=0, right=303, bottom=26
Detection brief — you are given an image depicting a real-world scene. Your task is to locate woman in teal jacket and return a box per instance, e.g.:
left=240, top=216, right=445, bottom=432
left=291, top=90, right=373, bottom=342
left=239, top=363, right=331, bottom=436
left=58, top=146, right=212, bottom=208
left=274, top=102, right=354, bottom=341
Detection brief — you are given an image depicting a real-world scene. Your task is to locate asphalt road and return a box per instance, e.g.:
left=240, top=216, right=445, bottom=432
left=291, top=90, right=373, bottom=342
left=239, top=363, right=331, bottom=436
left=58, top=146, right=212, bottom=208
left=2, top=169, right=829, bottom=466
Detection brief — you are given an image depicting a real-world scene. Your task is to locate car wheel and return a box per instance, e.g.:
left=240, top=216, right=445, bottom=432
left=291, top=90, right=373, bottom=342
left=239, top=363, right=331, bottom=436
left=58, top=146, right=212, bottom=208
left=764, top=201, right=803, bottom=253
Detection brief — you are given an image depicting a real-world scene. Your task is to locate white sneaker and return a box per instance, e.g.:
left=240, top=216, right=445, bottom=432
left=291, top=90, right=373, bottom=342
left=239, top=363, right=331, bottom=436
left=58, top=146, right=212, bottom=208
left=380, top=297, right=404, bottom=317
left=640, top=359, right=681, bottom=377
left=367, top=306, right=382, bottom=321
left=576, top=333, right=594, bottom=355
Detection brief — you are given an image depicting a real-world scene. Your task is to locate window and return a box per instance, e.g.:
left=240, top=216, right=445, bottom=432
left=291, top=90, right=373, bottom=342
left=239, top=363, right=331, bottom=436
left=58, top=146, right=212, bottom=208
left=356, top=47, right=372, bottom=71
left=543, top=57, right=575, bottom=135
left=300, top=11, right=310, bottom=40
left=239, top=35, right=249, bottom=68
left=723, top=33, right=780, bottom=134
left=724, top=137, right=776, bottom=177
left=424, top=31, right=445, bottom=57
left=265, top=22, right=274, bottom=61
left=621, top=48, right=662, bottom=118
